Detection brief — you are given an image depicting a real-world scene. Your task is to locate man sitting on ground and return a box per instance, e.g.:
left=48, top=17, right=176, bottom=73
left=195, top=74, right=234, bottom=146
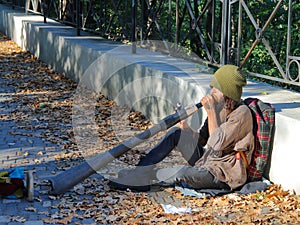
left=109, top=65, right=255, bottom=192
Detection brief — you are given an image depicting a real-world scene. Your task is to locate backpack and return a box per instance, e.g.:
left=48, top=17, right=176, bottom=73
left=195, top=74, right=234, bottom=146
left=244, top=97, right=276, bottom=182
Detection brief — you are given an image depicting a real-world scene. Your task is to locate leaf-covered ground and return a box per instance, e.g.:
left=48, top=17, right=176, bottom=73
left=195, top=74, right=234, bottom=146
left=0, top=32, right=299, bottom=224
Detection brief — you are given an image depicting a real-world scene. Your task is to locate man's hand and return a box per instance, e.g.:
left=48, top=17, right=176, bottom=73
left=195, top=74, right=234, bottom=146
left=201, top=94, right=216, bottom=113
left=200, top=89, right=223, bottom=135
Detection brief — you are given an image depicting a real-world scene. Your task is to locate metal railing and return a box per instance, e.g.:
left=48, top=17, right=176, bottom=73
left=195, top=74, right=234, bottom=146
left=1, top=0, right=299, bottom=87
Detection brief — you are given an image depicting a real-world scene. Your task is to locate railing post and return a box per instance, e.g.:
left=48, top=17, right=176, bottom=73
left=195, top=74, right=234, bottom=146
left=43, top=0, right=47, bottom=23
left=132, top=0, right=137, bottom=54
left=175, top=0, right=179, bottom=45
left=59, top=0, right=62, bottom=20
left=237, top=0, right=242, bottom=68
left=286, top=0, right=292, bottom=76
left=76, top=0, right=80, bottom=36
left=210, top=0, right=215, bottom=63
left=167, top=0, right=172, bottom=41
left=25, top=0, right=29, bottom=15
left=220, top=0, right=229, bottom=65
left=141, top=0, right=145, bottom=41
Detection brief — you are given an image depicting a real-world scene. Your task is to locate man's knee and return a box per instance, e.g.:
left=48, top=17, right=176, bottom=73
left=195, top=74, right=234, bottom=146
left=156, top=165, right=187, bottom=182
left=166, top=126, right=182, bottom=137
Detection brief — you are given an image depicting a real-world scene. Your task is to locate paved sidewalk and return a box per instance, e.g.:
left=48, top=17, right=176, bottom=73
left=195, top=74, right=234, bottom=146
left=0, top=78, right=183, bottom=224
left=0, top=71, right=64, bottom=224
left=0, top=34, right=96, bottom=224
left=0, top=33, right=180, bottom=225
left=0, top=82, right=54, bottom=223
left=1, top=32, right=300, bottom=225
left=0, top=77, right=59, bottom=169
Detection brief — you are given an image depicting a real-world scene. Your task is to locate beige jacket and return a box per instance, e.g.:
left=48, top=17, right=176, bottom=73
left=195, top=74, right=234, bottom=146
left=196, top=104, right=255, bottom=189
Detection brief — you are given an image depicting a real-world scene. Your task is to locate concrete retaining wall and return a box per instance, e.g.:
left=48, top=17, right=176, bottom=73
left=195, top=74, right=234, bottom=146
left=1, top=4, right=300, bottom=194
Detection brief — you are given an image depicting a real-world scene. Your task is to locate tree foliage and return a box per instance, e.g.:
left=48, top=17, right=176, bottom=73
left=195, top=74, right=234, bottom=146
left=239, top=0, right=299, bottom=88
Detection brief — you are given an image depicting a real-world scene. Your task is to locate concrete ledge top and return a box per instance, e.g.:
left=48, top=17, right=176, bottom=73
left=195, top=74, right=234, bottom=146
left=243, top=80, right=300, bottom=120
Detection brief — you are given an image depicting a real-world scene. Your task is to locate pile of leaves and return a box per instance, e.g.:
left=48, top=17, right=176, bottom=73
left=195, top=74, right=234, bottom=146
left=1, top=33, right=300, bottom=224
left=43, top=181, right=299, bottom=225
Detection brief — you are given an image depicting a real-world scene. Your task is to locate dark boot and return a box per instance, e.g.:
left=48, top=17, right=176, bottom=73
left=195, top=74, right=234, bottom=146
left=108, top=165, right=157, bottom=192
left=108, top=180, right=150, bottom=192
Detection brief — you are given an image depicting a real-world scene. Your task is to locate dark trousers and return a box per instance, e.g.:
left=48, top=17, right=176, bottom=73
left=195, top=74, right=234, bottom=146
left=138, top=127, right=203, bottom=167
left=137, top=127, right=229, bottom=190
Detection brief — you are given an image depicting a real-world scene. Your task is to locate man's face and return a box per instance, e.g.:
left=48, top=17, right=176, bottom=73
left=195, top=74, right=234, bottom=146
left=210, top=87, right=226, bottom=119
left=210, top=87, right=224, bottom=103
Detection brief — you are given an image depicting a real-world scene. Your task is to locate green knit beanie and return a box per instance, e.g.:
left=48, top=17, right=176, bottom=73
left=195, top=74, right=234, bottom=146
left=210, top=65, right=246, bottom=102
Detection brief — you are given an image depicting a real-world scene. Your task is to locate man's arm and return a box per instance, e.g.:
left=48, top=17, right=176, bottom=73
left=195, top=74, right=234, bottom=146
left=198, top=118, right=209, bottom=146
left=201, top=94, right=223, bottom=135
